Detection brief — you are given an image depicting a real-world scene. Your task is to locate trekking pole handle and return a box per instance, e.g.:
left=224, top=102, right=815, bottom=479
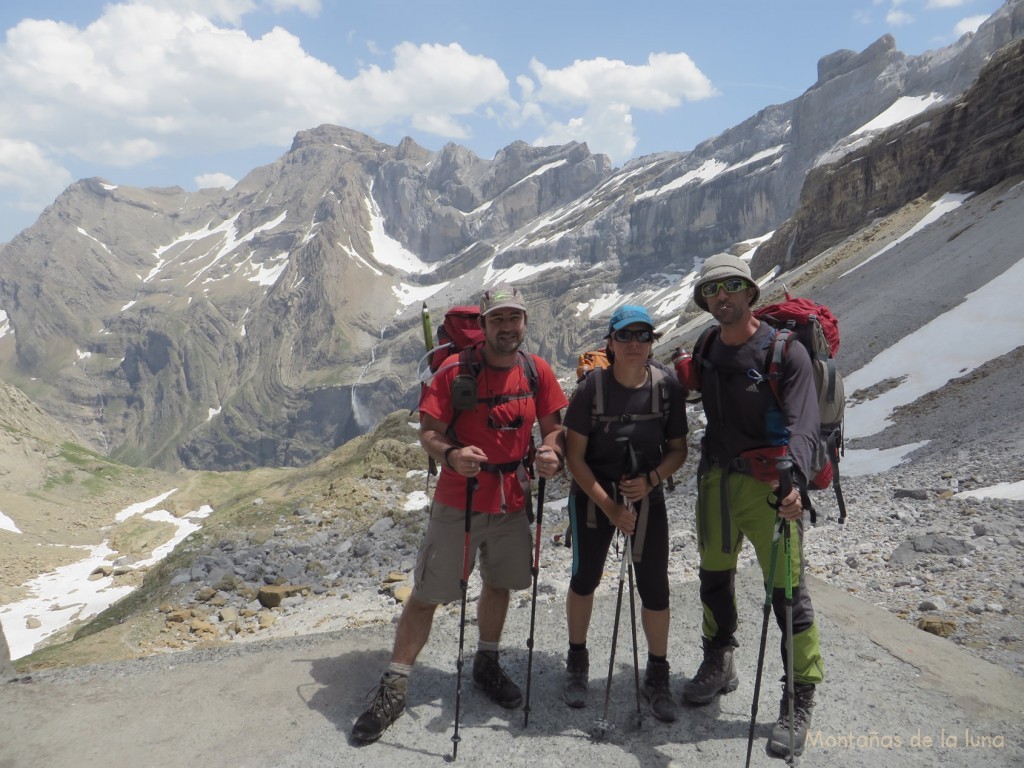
left=775, top=456, right=794, bottom=511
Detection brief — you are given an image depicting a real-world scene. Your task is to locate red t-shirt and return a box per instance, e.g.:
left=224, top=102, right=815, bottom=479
left=420, top=351, right=568, bottom=514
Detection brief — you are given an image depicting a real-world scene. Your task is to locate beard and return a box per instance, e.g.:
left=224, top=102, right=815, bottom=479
left=711, top=302, right=745, bottom=325
left=490, top=331, right=523, bottom=354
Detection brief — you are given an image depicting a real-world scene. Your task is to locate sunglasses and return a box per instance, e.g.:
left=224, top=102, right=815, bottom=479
left=611, top=328, right=655, bottom=344
left=487, top=414, right=524, bottom=432
left=700, top=277, right=751, bottom=298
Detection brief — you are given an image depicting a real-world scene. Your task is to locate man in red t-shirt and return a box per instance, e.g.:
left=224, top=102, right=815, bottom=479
left=352, top=282, right=567, bottom=743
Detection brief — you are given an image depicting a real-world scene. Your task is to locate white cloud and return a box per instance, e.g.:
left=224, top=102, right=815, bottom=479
left=0, top=3, right=712, bottom=228
left=267, top=0, right=321, bottom=14
left=195, top=172, right=238, bottom=189
left=0, top=7, right=513, bottom=149
left=533, top=103, right=638, bottom=161
left=143, top=0, right=257, bottom=25
left=520, top=53, right=716, bottom=163
left=0, top=138, right=73, bottom=214
left=0, top=6, right=515, bottom=207
left=335, top=42, right=513, bottom=135
left=886, top=10, right=914, bottom=25
left=954, top=15, right=989, bottom=36
left=926, top=0, right=968, bottom=8
left=527, top=53, right=716, bottom=109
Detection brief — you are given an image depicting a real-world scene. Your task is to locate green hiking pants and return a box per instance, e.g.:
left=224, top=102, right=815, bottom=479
left=696, top=466, right=825, bottom=685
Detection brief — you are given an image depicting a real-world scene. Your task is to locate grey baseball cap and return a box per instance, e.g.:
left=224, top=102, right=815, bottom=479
left=480, top=283, right=527, bottom=316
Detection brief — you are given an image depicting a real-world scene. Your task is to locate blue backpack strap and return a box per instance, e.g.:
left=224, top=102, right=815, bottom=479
left=763, top=327, right=793, bottom=410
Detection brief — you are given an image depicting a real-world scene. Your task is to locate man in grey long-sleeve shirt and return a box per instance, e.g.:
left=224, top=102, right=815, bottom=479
left=679, top=254, right=824, bottom=760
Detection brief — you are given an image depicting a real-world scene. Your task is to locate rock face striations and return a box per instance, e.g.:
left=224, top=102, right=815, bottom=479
left=754, top=35, right=1024, bottom=276
left=0, top=2, right=1021, bottom=472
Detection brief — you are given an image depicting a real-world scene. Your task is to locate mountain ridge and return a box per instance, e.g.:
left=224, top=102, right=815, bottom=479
left=0, top=2, right=1021, bottom=472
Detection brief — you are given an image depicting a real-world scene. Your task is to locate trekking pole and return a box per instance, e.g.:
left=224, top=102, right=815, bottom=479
left=451, top=476, right=477, bottom=761
left=621, top=441, right=644, bottom=732
left=828, top=430, right=848, bottom=524
left=745, top=516, right=784, bottom=768
left=592, top=439, right=644, bottom=740
left=591, top=532, right=629, bottom=741
left=784, top=518, right=797, bottom=765
left=773, top=457, right=798, bottom=765
left=625, top=533, right=643, bottom=731
left=523, top=476, right=546, bottom=728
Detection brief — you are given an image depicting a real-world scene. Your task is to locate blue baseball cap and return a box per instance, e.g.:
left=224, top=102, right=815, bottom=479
left=607, top=305, right=656, bottom=336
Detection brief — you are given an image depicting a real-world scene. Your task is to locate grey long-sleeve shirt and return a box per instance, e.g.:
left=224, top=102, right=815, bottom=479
left=700, top=321, right=820, bottom=484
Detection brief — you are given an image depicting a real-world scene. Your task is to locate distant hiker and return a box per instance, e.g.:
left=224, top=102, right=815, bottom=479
left=680, top=255, right=824, bottom=758
left=561, top=304, right=688, bottom=722
left=351, top=282, right=568, bottom=743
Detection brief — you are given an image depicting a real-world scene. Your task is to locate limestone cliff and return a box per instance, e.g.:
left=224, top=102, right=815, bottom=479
left=754, top=37, right=1024, bottom=277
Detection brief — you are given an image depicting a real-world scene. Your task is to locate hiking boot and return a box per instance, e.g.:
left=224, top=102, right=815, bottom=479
left=681, top=640, right=739, bottom=705
left=351, top=672, right=407, bottom=742
left=472, top=651, right=523, bottom=709
left=641, top=658, right=678, bottom=722
left=768, top=682, right=815, bottom=758
left=562, top=647, right=589, bottom=708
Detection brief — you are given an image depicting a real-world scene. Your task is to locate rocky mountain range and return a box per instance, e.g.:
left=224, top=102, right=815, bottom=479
left=0, top=1, right=1022, bottom=474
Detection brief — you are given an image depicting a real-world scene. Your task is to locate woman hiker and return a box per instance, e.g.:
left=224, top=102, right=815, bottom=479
left=560, top=304, right=688, bottom=722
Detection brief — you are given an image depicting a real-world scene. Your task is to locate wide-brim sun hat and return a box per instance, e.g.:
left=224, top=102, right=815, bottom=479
left=692, top=254, right=759, bottom=311
left=607, top=304, right=659, bottom=337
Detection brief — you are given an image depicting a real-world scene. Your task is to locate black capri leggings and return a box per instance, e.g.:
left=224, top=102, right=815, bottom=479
left=567, top=486, right=670, bottom=611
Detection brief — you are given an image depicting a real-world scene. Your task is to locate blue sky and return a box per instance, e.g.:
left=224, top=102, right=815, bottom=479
left=0, top=0, right=1005, bottom=242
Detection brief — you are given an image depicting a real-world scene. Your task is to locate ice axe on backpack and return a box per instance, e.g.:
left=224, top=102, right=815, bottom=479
left=420, top=301, right=437, bottom=491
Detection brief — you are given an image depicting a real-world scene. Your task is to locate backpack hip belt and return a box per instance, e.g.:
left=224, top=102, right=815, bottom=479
left=699, top=446, right=777, bottom=555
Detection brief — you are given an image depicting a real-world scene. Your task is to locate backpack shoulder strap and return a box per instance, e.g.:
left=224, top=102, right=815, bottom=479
left=693, top=326, right=719, bottom=373
left=764, top=327, right=794, bottom=409
left=459, top=345, right=481, bottom=377
left=517, top=350, right=540, bottom=396
left=647, top=362, right=671, bottom=421
left=590, top=363, right=670, bottom=426
left=590, top=366, right=607, bottom=420
left=444, top=346, right=479, bottom=445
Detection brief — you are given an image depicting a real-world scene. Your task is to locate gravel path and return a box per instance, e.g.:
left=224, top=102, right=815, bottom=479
left=3, top=437, right=1023, bottom=768
left=2, top=567, right=1021, bottom=768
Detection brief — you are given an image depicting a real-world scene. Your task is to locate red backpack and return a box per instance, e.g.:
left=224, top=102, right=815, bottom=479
left=427, top=306, right=484, bottom=374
